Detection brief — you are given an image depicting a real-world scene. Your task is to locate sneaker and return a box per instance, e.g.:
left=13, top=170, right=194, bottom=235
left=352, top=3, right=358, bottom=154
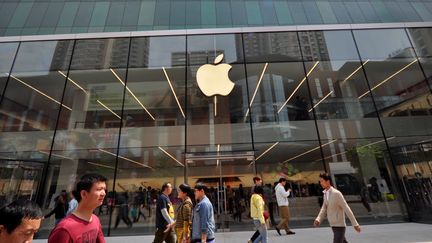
left=287, top=230, right=296, bottom=235
left=247, top=240, right=252, bottom=243
left=275, top=226, right=281, bottom=236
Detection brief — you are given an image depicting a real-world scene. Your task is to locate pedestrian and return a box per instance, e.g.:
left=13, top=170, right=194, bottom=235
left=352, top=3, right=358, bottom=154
left=175, top=184, right=194, bottom=243
left=250, top=186, right=267, bottom=243
left=48, top=173, right=107, bottom=243
left=248, top=176, right=263, bottom=243
left=153, top=182, right=175, bottom=243
left=133, top=187, right=147, bottom=222
left=191, top=183, right=215, bottom=243
left=314, top=173, right=361, bottom=243
left=114, top=192, right=133, bottom=229
left=0, top=199, right=43, bottom=243
left=274, top=178, right=295, bottom=235
left=45, top=191, right=68, bottom=225
left=66, top=190, right=78, bottom=215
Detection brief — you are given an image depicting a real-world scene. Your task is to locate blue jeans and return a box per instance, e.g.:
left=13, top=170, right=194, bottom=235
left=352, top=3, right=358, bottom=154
left=252, top=220, right=267, bottom=243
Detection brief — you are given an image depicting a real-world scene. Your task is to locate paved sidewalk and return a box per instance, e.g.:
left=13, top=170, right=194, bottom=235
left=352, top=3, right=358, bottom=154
left=35, top=223, right=432, bottom=243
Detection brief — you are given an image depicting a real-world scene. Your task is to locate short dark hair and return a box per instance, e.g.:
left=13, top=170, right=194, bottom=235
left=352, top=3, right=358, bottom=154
left=319, top=173, right=332, bottom=182
left=0, top=199, right=43, bottom=233
left=254, top=185, right=264, bottom=195
left=76, top=173, right=107, bottom=202
left=194, top=183, right=207, bottom=192
left=279, top=177, right=287, bottom=183
left=253, top=177, right=262, bottom=183
left=161, top=182, right=172, bottom=192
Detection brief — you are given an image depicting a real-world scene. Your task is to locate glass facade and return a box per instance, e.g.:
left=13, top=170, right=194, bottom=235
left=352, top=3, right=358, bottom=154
left=1, top=0, right=432, bottom=36
left=0, top=27, right=432, bottom=238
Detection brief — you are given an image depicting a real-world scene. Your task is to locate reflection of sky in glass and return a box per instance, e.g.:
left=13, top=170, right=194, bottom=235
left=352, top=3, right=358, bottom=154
left=13, top=42, right=57, bottom=75
left=353, top=29, right=413, bottom=60
left=148, top=37, right=185, bottom=67
left=0, top=43, right=18, bottom=73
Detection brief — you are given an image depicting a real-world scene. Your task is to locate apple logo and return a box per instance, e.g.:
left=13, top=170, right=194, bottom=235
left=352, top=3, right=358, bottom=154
left=196, top=53, right=235, bottom=97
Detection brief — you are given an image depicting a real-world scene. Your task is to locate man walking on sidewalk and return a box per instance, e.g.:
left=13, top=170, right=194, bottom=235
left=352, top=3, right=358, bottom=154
left=314, top=173, right=361, bottom=243
left=48, top=173, right=107, bottom=243
left=274, top=178, right=295, bottom=236
left=191, top=183, right=215, bottom=243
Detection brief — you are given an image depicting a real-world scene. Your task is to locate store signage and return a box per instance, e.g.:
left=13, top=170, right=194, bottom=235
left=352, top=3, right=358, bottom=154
left=196, top=54, right=235, bottom=97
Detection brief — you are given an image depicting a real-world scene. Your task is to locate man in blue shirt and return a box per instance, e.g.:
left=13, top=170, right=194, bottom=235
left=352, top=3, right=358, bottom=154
left=192, top=183, right=215, bottom=243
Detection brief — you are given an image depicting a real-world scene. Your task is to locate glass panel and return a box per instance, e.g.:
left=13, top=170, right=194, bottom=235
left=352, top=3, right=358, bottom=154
left=169, top=0, right=186, bottom=29
left=57, top=2, right=79, bottom=28
left=302, top=1, right=323, bottom=24
left=107, top=36, right=186, bottom=235
left=7, top=2, right=33, bottom=28
left=0, top=42, right=18, bottom=99
left=105, top=2, right=125, bottom=27
left=122, top=1, right=141, bottom=27
left=89, top=2, right=110, bottom=27
left=73, top=2, right=94, bottom=27
left=231, top=0, right=248, bottom=26
left=407, top=28, right=432, bottom=58
left=186, top=0, right=201, bottom=26
left=259, top=0, right=278, bottom=26
left=40, top=2, right=64, bottom=28
left=0, top=3, right=18, bottom=28
left=344, top=2, right=366, bottom=23
left=215, top=0, right=232, bottom=27
left=273, top=0, right=294, bottom=25
left=357, top=1, right=380, bottom=23
left=288, top=2, right=308, bottom=25
left=245, top=0, right=263, bottom=26
left=24, top=2, right=48, bottom=28
left=0, top=40, right=73, bottom=162
left=137, top=0, right=156, bottom=26
left=153, top=0, right=170, bottom=28
left=39, top=38, right=130, bottom=237
left=330, top=1, right=352, bottom=24
left=201, top=0, right=216, bottom=27
left=255, top=141, right=324, bottom=227
left=243, top=32, right=302, bottom=63
left=186, top=34, right=252, bottom=153
left=316, top=1, right=338, bottom=24
left=354, top=29, right=432, bottom=223
left=370, top=1, right=394, bottom=22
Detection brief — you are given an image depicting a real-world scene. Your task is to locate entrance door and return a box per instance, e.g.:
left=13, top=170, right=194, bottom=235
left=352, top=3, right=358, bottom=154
left=391, top=142, right=432, bottom=223
left=186, top=151, right=255, bottom=231
left=0, top=160, right=44, bottom=206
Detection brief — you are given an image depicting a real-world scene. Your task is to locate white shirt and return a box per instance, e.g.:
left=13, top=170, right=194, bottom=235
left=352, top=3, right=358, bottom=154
left=323, top=188, right=330, bottom=202
left=275, top=183, right=291, bottom=206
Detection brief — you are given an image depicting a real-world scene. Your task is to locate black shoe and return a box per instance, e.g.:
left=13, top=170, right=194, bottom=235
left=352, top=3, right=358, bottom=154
left=286, top=231, right=296, bottom=235
left=275, top=226, right=281, bottom=236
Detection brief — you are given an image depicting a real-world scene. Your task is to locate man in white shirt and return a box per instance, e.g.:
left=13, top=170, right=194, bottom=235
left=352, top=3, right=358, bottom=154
left=314, top=173, right=361, bottom=243
left=274, top=178, right=295, bottom=235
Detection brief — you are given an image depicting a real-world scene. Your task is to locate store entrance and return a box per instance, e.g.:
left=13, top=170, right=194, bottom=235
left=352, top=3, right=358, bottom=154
left=0, top=160, right=44, bottom=206
left=185, top=151, right=256, bottom=231
left=391, top=142, right=432, bottom=223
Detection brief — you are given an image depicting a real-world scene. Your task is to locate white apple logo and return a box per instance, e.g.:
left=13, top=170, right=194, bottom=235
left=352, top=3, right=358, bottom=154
left=196, top=54, right=235, bottom=97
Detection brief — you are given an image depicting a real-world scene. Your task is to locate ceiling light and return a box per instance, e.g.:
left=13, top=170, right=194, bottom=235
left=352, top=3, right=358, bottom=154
left=358, top=59, right=418, bottom=99
left=98, top=148, right=152, bottom=169
left=245, top=63, right=268, bottom=118
left=309, top=91, right=333, bottom=112
left=341, top=60, right=369, bottom=84
left=58, top=71, right=89, bottom=95
left=277, top=61, right=319, bottom=113
left=9, top=75, right=72, bottom=111
left=96, top=100, right=121, bottom=119
left=282, top=139, right=336, bottom=163
left=162, top=67, right=185, bottom=118
left=158, top=146, right=184, bottom=167
left=87, top=161, right=115, bottom=169
left=256, top=142, right=279, bottom=161
left=110, top=69, right=155, bottom=121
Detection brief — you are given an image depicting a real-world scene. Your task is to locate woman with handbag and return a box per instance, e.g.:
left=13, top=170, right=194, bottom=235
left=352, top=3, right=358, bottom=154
left=175, top=184, right=194, bottom=243
left=250, top=186, right=267, bottom=243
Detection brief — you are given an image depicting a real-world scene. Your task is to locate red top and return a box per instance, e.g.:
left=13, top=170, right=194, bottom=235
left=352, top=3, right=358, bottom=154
left=48, top=214, right=105, bottom=243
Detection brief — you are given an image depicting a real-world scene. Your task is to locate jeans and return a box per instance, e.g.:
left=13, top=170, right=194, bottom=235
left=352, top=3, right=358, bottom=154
left=252, top=220, right=267, bottom=243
